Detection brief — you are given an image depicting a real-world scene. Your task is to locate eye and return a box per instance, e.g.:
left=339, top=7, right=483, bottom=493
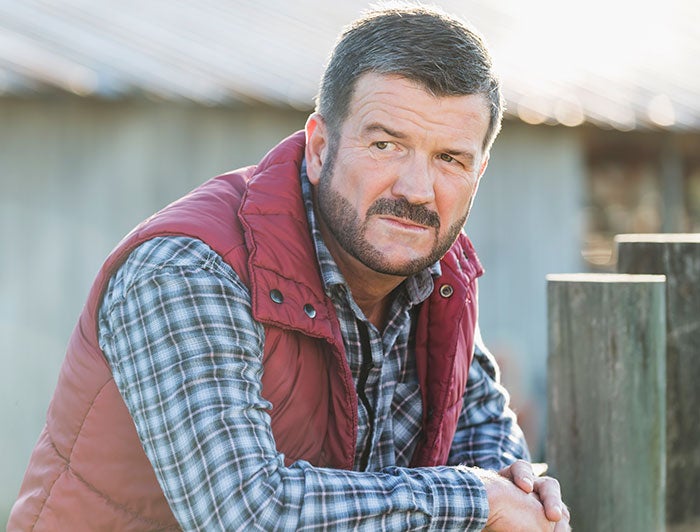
left=439, top=153, right=456, bottom=163
left=374, top=141, right=390, bottom=150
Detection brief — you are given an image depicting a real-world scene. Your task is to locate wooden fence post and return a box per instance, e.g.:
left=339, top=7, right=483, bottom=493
left=616, top=234, right=700, bottom=529
left=547, top=274, right=666, bottom=532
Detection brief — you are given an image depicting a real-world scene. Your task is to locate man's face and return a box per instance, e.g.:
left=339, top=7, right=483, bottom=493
left=306, top=72, right=491, bottom=278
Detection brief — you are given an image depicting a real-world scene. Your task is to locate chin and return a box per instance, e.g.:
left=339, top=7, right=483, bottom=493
left=364, top=254, right=436, bottom=277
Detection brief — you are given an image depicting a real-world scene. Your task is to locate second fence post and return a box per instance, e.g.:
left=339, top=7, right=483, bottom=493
left=616, top=234, right=700, bottom=529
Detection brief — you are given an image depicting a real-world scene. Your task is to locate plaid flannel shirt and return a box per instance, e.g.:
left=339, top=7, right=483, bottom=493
left=98, top=170, right=529, bottom=531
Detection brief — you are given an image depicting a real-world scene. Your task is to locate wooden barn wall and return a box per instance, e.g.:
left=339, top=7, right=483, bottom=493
left=0, top=97, right=309, bottom=520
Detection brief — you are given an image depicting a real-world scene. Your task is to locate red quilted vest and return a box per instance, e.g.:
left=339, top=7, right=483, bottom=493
left=9, top=131, right=483, bottom=531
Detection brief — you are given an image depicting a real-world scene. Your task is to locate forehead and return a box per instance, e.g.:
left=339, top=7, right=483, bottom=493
left=344, top=72, right=491, bottom=145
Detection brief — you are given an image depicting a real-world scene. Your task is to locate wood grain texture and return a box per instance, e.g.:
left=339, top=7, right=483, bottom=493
left=616, top=235, right=700, bottom=526
left=547, top=274, right=666, bottom=532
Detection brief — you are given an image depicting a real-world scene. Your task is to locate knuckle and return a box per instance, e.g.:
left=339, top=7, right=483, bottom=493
left=542, top=476, right=561, bottom=491
left=514, top=459, right=531, bottom=473
left=551, top=478, right=561, bottom=492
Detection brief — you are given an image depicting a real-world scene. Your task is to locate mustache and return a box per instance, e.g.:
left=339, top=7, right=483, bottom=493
left=366, top=198, right=440, bottom=229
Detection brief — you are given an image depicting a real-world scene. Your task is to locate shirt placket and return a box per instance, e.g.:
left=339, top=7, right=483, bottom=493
left=355, top=320, right=383, bottom=470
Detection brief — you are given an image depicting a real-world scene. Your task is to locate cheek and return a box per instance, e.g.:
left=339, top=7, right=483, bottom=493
left=337, top=159, right=395, bottom=205
left=437, top=182, right=477, bottom=219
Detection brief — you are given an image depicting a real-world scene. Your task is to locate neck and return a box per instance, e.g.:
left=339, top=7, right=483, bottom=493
left=319, top=225, right=405, bottom=330
left=343, top=267, right=404, bottom=330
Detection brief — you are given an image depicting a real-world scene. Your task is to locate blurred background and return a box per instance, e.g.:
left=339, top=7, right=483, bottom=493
left=1, top=0, right=699, bottom=523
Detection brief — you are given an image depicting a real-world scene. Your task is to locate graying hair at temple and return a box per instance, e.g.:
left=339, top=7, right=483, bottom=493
left=316, top=5, right=504, bottom=152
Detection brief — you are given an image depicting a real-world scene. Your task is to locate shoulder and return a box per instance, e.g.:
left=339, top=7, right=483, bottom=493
left=106, top=236, right=245, bottom=302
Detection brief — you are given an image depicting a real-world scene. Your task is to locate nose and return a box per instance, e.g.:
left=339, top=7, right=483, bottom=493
left=390, top=154, right=436, bottom=205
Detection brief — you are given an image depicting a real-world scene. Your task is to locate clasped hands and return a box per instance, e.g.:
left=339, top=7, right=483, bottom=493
left=476, top=460, right=571, bottom=532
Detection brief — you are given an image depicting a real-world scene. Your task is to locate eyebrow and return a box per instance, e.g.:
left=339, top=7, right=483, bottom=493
left=444, top=148, right=475, bottom=165
left=363, top=122, right=407, bottom=139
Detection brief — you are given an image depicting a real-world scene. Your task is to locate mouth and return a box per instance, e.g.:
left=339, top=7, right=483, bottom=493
left=379, top=215, right=432, bottom=232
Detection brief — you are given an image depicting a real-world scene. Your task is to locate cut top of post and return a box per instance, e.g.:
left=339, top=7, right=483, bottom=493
left=615, top=234, right=700, bottom=244
left=546, top=273, right=666, bottom=283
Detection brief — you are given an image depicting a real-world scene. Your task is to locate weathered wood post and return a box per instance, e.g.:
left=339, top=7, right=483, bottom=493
left=547, top=274, right=666, bottom=532
left=616, top=234, right=700, bottom=529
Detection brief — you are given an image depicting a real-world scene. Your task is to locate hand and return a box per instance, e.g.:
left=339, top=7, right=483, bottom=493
left=475, top=468, right=554, bottom=532
left=498, top=460, right=570, bottom=528
left=473, top=464, right=570, bottom=532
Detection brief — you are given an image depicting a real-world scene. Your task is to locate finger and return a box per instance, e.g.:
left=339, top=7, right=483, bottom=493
left=561, top=504, right=570, bottom=521
left=502, top=459, right=535, bottom=493
left=534, top=476, right=564, bottom=521
left=560, top=504, right=571, bottom=528
left=554, top=517, right=571, bottom=532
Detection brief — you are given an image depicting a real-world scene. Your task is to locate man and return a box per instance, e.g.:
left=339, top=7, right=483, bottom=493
left=10, top=5, right=569, bottom=531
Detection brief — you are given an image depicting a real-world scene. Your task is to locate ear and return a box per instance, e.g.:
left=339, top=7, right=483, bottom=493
left=305, top=113, right=328, bottom=186
left=477, top=152, right=490, bottom=179
left=468, top=153, right=489, bottom=204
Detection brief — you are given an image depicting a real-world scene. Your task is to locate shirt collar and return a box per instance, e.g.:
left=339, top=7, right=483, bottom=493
left=300, top=160, right=439, bottom=307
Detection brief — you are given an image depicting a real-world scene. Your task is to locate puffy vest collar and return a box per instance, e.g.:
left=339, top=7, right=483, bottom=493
left=238, top=132, right=343, bottom=346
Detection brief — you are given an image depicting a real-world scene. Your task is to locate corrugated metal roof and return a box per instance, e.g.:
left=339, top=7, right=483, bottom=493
left=1, top=0, right=699, bottom=130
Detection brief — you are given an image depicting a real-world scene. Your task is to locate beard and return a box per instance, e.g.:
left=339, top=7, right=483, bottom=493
left=315, top=144, right=470, bottom=277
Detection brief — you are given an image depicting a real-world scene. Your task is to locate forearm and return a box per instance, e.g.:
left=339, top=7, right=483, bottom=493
left=232, top=461, right=489, bottom=530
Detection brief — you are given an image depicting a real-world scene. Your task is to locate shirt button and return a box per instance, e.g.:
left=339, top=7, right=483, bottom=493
left=269, top=289, right=284, bottom=304
left=303, top=303, right=317, bottom=319
left=439, top=284, right=454, bottom=298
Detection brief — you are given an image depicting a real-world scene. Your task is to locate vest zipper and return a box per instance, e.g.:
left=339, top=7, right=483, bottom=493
left=358, top=323, right=375, bottom=471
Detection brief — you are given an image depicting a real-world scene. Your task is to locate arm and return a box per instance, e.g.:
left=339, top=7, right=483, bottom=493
left=99, top=237, right=490, bottom=531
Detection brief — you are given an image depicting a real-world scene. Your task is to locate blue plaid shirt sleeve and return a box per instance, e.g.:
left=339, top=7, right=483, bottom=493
left=98, top=237, right=490, bottom=531
left=447, top=324, right=531, bottom=470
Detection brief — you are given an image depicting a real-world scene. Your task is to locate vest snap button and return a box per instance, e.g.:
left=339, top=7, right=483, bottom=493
left=439, top=284, right=454, bottom=298
left=269, top=289, right=284, bottom=304
left=303, top=303, right=317, bottom=319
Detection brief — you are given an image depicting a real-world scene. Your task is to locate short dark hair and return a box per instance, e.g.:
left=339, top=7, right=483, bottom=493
left=316, top=5, right=504, bottom=152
